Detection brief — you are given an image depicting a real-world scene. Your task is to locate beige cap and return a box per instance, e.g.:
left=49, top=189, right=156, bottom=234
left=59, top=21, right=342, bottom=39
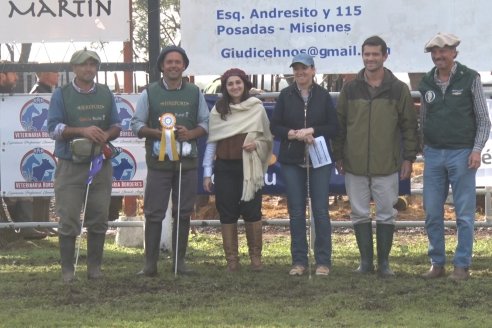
left=424, top=33, right=460, bottom=52
left=70, top=49, right=101, bottom=65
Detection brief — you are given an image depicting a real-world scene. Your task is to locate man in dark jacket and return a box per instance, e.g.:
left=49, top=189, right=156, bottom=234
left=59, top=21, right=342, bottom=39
left=333, top=36, right=418, bottom=278
left=419, top=33, right=491, bottom=281
left=30, top=71, right=59, bottom=93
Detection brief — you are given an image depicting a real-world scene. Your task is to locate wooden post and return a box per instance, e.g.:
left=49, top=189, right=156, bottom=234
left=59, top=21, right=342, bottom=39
left=122, top=0, right=137, bottom=217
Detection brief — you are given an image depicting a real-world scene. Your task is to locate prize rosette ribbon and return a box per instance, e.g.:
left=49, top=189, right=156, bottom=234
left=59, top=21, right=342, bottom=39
left=158, top=113, right=179, bottom=161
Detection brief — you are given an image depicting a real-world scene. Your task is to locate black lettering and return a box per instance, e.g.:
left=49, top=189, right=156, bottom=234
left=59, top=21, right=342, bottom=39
left=96, top=0, right=111, bottom=16
left=482, top=152, right=492, bottom=165
left=38, top=0, right=56, bottom=17
left=73, top=0, right=85, bottom=16
left=59, top=0, right=76, bottom=17
left=8, top=1, right=35, bottom=17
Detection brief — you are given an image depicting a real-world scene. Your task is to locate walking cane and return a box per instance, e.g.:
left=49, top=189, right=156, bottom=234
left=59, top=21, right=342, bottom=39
left=174, top=140, right=184, bottom=277
left=306, top=148, right=314, bottom=280
left=74, top=143, right=96, bottom=275
left=304, top=104, right=314, bottom=280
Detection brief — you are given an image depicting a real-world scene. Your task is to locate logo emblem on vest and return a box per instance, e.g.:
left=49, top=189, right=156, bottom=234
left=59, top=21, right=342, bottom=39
left=425, top=91, right=436, bottom=104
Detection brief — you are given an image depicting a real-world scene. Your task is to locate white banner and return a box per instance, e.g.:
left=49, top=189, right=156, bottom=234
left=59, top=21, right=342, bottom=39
left=181, top=0, right=492, bottom=75
left=476, top=99, right=492, bottom=187
left=0, top=94, right=145, bottom=196
left=0, top=1, right=129, bottom=43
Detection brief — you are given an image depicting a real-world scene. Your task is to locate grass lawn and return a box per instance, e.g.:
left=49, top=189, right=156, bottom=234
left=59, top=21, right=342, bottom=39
left=0, top=227, right=491, bottom=327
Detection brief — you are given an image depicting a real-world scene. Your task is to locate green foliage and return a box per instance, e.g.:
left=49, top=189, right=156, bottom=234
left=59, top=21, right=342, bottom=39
left=0, top=229, right=491, bottom=327
left=132, top=0, right=180, bottom=60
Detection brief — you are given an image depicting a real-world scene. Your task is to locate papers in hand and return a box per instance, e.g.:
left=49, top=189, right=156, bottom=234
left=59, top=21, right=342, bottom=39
left=308, top=136, right=332, bottom=168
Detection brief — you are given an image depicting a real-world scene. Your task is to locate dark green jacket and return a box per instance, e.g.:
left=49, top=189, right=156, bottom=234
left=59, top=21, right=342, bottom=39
left=419, top=62, right=477, bottom=149
left=333, top=68, right=418, bottom=176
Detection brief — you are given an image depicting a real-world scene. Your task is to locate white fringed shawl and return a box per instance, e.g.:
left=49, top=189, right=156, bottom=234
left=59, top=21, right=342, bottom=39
left=207, top=97, right=273, bottom=201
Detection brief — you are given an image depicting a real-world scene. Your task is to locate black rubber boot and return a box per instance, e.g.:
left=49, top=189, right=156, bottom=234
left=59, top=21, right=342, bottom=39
left=59, top=235, right=76, bottom=283
left=87, top=232, right=106, bottom=280
left=172, top=217, right=195, bottom=275
left=376, top=223, right=395, bottom=278
left=353, top=222, right=374, bottom=274
left=137, top=220, right=162, bottom=277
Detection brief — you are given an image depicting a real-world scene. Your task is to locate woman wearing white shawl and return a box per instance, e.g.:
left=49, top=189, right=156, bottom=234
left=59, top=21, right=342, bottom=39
left=203, top=68, right=273, bottom=272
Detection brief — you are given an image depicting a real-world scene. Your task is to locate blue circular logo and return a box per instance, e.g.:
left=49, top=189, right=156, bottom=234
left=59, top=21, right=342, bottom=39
left=115, top=96, right=135, bottom=131
left=19, top=97, right=50, bottom=131
left=20, top=148, right=57, bottom=182
left=111, top=148, right=137, bottom=181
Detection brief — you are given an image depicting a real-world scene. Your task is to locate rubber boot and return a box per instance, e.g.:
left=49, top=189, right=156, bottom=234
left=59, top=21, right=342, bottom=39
left=221, top=223, right=240, bottom=272
left=137, top=220, right=162, bottom=277
left=376, top=223, right=395, bottom=278
left=353, top=222, right=374, bottom=274
left=59, top=235, right=76, bottom=283
left=245, top=220, right=263, bottom=271
left=172, top=217, right=195, bottom=275
left=87, top=232, right=106, bottom=280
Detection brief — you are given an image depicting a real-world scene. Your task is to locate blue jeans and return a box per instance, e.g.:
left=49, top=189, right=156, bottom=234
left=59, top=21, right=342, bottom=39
left=423, top=146, right=476, bottom=268
left=282, top=163, right=333, bottom=267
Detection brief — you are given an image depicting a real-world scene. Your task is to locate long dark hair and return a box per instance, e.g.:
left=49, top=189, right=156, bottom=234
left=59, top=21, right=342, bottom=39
left=215, top=68, right=253, bottom=120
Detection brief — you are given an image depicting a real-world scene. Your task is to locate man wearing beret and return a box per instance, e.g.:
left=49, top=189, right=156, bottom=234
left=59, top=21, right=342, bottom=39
left=48, top=49, right=121, bottom=282
left=131, top=46, right=209, bottom=276
left=419, top=33, right=491, bottom=281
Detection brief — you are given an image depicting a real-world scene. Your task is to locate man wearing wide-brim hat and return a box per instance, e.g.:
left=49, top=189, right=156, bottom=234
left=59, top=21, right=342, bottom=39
left=48, top=48, right=121, bottom=283
left=131, top=45, right=209, bottom=277
left=419, top=33, right=491, bottom=281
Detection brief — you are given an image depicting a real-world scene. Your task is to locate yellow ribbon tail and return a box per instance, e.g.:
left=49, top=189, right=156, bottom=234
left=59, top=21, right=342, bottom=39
left=158, top=130, right=166, bottom=161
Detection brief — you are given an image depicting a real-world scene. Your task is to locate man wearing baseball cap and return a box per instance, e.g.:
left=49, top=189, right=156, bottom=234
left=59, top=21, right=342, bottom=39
left=48, top=49, right=121, bottom=282
left=419, top=33, right=491, bottom=281
left=131, top=45, right=209, bottom=277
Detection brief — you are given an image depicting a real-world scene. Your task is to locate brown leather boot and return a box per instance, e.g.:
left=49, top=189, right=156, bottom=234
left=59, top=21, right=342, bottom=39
left=449, top=267, right=469, bottom=281
left=421, top=265, right=446, bottom=279
left=221, top=223, right=240, bottom=272
left=245, top=221, right=263, bottom=272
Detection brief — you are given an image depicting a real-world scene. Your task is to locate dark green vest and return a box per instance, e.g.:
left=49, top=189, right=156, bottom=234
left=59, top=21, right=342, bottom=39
left=419, top=62, right=477, bottom=149
left=61, top=83, right=112, bottom=130
left=145, top=80, right=200, bottom=171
